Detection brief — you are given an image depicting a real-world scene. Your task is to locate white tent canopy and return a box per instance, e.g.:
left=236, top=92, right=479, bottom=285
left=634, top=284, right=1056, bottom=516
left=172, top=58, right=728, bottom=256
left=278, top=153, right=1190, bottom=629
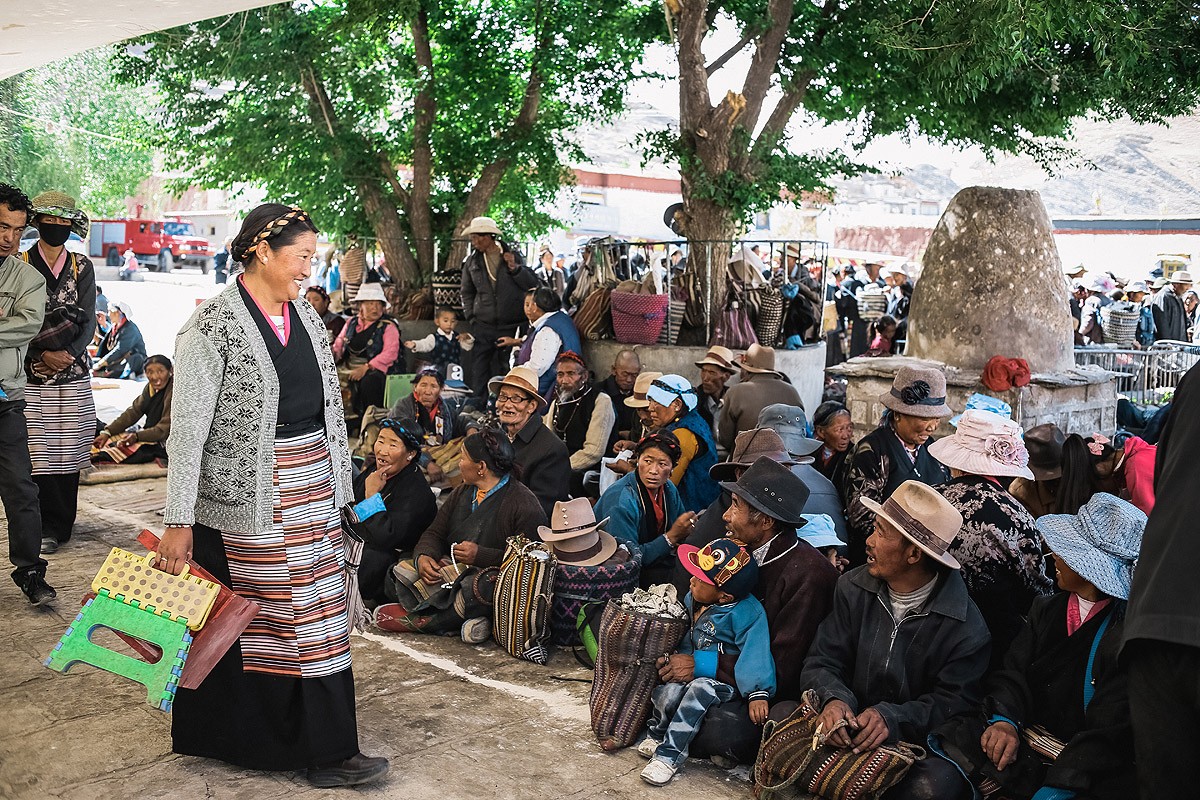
left=0, top=1, right=276, bottom=80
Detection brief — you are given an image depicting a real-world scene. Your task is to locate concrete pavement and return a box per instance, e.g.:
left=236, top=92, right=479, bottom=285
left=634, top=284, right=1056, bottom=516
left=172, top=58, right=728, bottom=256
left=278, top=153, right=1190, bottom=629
left=0, top=478, right=752, bottom=799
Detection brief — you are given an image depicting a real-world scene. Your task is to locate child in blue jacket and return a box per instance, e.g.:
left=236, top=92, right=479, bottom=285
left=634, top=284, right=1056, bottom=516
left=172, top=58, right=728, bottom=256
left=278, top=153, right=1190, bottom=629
left=639, top=537, right=776, bottom=786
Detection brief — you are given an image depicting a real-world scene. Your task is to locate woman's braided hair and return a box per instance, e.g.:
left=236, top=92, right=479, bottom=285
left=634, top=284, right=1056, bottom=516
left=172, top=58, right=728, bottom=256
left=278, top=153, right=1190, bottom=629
left=231, top=203, right=319, bottom=265
left=463, top=427, right=520, bottom=479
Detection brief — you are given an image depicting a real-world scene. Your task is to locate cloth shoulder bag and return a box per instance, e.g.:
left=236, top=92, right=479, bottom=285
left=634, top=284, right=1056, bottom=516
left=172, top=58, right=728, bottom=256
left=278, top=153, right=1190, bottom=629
left=589, top=599, right=689, bottom=750
left=492, top=535, right=557, bottom=664
left=709, top=281, right=758, bottom=350
left=753, top=689, right=925, bottom=800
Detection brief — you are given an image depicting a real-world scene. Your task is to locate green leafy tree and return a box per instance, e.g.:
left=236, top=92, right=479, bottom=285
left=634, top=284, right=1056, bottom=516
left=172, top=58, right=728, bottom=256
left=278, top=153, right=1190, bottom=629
left=658, top=0, right=1200, bottom=316
left=115, top=0, right=657, bottom=286
left=0, top=49, right=154, bottom=217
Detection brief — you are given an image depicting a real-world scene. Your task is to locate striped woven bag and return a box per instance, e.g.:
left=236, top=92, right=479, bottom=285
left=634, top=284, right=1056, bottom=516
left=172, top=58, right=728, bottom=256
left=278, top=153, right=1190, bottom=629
left=492, top=536, right=557, bottom=665
left=589, top=600, right=689, bottom=750
left=753, top=690, right=925, bottom=800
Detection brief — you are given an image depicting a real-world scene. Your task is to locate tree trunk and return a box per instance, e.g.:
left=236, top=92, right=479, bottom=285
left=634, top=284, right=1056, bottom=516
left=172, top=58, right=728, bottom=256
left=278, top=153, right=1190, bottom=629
left=358, top=179, right=419, bottom=287
left=680, top=194, right=738, bottom=339
left=409, top=7, right=436, bottom=272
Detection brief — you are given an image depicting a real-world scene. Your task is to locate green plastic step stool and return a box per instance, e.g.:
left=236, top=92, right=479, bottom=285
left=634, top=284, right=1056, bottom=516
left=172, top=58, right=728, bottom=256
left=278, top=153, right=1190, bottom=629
left=44, top=590, right=193, bottom=712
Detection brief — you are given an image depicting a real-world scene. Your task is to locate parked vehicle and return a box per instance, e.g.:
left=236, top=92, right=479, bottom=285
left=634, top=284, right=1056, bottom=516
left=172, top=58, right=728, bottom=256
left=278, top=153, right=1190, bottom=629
left=88, top=218, right=214, bottom=273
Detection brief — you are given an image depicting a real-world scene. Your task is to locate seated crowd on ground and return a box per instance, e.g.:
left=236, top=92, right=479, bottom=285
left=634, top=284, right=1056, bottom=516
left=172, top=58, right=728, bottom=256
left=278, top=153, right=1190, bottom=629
left=4, top=195, right=1158, bottom=797
left=329, top=279, right=1148, bottom=797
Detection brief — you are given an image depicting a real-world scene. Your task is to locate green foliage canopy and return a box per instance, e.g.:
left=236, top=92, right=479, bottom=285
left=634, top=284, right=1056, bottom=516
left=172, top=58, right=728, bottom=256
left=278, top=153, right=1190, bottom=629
left=114, top=0, right=658, bottom=280
left=0, top=48, right=154, bottom=218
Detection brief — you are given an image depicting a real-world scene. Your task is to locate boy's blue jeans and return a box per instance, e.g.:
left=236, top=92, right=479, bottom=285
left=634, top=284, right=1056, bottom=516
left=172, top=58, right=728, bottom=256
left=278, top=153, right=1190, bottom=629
left=646, top=678, right=737, bottom=768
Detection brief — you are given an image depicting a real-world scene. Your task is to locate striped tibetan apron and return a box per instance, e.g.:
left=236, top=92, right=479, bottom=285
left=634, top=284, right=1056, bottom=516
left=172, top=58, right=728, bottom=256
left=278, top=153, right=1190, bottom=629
left=222, top=428, right=351, bottom=678
left=26, top=379, right=95, bottom=475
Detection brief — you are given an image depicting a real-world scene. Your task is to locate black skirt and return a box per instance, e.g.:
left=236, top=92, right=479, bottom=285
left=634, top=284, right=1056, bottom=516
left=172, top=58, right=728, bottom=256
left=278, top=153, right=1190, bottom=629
left=171, top=524, right=360, bottom=771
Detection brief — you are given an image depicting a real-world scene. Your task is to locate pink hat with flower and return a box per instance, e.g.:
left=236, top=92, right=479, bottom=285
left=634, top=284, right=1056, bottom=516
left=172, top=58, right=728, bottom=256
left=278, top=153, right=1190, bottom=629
left=928, top=409, right=1034, bottom=480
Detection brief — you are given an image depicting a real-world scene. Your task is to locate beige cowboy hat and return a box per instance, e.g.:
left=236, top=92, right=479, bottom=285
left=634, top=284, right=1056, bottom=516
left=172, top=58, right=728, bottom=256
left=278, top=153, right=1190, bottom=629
left=624, top=371, right=663, bottom=408
left=879, top=365, right=952, bottom=418
left=860, top=481, right=963, bottom=570
left=538, top=498, right=618, bottom=567
left=353, top=283, right=388, bottom=304
left=695, top=346, right=737, bottom=373
left=738, top=343, right=781, bottom=376
left=785, top=243, right=801, bottom=259
left=1169, top=270, right=1193, bottom=285
left=488, top=365, right=548, bottom=410
left=462, top=216, right=503, bottom=237
left=928, top=409, right=1035, bottom=480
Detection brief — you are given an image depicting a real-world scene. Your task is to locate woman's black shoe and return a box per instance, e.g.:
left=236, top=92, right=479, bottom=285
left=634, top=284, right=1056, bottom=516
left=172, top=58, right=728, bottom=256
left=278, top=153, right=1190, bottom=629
left=307, top=753, right=389, bottom=788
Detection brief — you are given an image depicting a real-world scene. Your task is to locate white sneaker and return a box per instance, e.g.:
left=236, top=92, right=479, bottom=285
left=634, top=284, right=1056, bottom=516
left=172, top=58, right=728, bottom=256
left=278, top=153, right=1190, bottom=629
left=636, top=736, right=662, bottom=759
left=460, top=616, right=491, bottom=644
left=640, top=758, right=677, bottom=786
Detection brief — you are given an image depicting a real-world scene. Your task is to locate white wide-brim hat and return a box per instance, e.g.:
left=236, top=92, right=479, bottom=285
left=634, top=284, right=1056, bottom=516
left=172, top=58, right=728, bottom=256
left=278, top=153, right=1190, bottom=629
left=928, top=409, right=1034, bottom=480
left=353, top=283, right=388, bottom=304
left=462, top=216, right=503, bottom=237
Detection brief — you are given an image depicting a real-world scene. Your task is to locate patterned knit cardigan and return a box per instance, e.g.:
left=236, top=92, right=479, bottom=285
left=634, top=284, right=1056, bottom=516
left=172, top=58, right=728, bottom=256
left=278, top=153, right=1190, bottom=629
left=164, top=281, right=353, bottom=534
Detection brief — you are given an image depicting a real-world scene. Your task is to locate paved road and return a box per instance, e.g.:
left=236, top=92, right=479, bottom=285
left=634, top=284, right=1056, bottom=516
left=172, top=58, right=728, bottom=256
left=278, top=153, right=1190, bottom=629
left=0, top=478, right=749, bottom=799
left=95, top=267, right=224, bottom=359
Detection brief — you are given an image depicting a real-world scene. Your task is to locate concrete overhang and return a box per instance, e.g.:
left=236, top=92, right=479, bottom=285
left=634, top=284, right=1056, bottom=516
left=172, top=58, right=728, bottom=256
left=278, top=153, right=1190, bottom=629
left=0, top=1, right=278, bottom=80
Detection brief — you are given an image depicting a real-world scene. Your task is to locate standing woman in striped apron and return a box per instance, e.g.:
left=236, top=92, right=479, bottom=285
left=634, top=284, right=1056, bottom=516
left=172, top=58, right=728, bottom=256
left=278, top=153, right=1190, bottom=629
left=156, top=204, right=388, bottom=787
left=20, top=192, right=96, bottom=556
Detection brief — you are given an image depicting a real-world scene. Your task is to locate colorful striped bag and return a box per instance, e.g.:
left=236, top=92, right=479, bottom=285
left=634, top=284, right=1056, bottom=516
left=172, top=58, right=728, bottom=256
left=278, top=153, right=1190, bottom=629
left=550, top=547, right=642, bottom=646
left=492, top=536, right=557, bottom=665
left=589, top=600, right=689, bottom=750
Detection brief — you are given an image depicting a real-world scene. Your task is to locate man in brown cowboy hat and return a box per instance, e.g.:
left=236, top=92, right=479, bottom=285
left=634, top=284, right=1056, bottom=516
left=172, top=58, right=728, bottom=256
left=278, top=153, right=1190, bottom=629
left=800, top=480, right=990, bottom=800
left=480, top=365, right=570, bottom=516
left=717, top=343, right=802, bottom=453
left=459, top=216, right=538, bottom=397
left=694, top=345, right=736, bottom=438
left=663, top=453, right=839, bottom=766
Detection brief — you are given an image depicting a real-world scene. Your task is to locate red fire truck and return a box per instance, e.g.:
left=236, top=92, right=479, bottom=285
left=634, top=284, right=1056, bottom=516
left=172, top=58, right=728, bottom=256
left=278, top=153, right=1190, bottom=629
left=88, top=218, right=214, bottom=273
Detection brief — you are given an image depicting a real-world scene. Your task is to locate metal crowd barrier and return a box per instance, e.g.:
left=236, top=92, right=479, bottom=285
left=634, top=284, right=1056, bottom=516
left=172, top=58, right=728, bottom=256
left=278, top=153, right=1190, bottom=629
left=1074, top=340, right=1200, bottom=404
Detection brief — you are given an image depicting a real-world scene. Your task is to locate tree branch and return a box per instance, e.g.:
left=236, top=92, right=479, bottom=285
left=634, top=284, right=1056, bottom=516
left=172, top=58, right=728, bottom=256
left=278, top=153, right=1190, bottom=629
left=676, top=0, right=714, bottom=127
left=753, top=71, right=816, bottom=155
left=705, top=31, right=754, bottom=76
left=739, top=0, right=796, bottom=131
left=377, top=155, right=411, bottom=207
left=409, top=5, right=436, bottom=268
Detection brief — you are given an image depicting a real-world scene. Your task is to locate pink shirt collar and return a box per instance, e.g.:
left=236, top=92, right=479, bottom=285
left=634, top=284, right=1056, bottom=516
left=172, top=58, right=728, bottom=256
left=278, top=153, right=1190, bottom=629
left=37, top=243, right=69, bottom=278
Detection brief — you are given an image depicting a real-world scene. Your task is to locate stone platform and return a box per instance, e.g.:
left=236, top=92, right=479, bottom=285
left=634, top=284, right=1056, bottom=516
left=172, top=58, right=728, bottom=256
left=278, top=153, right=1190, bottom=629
left=828, top=355, right=1118, bottom=438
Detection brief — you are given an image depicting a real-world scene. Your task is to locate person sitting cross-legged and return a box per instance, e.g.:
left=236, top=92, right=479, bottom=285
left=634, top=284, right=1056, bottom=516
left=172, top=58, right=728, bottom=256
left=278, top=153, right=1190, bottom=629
left=638, top=537, right=775, bottom=787
left=797, top=480, right=991, bottom=800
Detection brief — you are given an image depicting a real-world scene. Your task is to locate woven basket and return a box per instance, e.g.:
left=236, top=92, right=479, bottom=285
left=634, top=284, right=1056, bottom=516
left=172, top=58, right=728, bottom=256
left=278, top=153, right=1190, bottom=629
left=590, top=601, right=688, bottom=750
left=610, top=290, right=669, bottom=345
left=857, top=286, right=889, bottom=322
left=1101, top=305, right=1139, bottom=347
left=431, top=269, right=463, bottom=314
left=549, top=549, right=641, bottom=646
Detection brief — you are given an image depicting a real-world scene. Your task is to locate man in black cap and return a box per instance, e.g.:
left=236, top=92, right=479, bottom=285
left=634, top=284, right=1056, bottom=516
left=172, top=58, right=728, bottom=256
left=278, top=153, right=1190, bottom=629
left=661, top=455, right=838, bottom=765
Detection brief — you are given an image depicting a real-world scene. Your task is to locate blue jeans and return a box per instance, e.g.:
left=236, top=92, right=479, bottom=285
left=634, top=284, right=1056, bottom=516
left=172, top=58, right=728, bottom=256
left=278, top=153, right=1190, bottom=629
left=647, top=678, right=737, bottom=768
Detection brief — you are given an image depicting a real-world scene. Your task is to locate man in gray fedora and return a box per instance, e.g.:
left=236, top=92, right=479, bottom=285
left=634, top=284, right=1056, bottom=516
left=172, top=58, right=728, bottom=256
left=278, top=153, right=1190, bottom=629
left=758, top=403, right=847, bottom=543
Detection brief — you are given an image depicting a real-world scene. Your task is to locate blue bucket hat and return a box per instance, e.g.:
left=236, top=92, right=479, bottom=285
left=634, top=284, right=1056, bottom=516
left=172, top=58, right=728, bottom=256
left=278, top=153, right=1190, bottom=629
left=950, top=393, right=1012, bottom=427
left=799, top=514, right=844, bottom=550
left=1036, top=492, right=1145, bottom=600
left=645, top=373, right=699, bottom=413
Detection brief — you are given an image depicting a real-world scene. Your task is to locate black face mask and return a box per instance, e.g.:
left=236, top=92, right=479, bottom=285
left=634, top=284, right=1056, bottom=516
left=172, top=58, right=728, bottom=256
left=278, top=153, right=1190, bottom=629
left=37, top=223, right=72, bottom=247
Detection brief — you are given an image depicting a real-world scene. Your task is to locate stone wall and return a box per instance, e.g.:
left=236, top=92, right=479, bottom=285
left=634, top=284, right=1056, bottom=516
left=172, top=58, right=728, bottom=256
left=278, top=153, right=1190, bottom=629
left=830, top=356, right=1118, bottom=440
